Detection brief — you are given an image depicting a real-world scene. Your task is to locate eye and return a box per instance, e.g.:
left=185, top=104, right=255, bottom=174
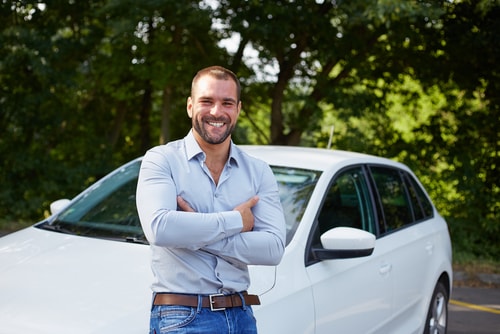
left=222, top=100, right=237, bottom=107
left=199, top=98, right=213, bottom=105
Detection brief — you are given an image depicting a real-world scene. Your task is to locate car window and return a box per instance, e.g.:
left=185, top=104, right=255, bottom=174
left=306, top=166, right=375, bottom=264
left=272, top=166, right=322, bottom=245
left=403, top=173, right=434, bottom=221
left=369, top=166, right=414, bottom=233
left=317, top=167, right=375, bottom=234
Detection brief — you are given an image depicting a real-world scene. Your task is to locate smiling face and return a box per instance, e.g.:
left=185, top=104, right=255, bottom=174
left=187, top=74, right=241, bottom=146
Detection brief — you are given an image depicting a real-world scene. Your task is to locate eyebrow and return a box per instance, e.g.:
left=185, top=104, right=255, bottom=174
left=197, top=96, right=237, bottom=104
left=222, top=97, right=237, bottom=104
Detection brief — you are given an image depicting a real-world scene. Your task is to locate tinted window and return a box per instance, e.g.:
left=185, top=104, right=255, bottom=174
left=370, top=166, right=413, bottom=232
left=370, top=166, right=424, bottom=232
left=306, top=166, right=375, bottom=264
left=403, top=173, right=434, bottom=221
left=306, top=167, right=375, bottom=264
left=317, top=167, right=375, bottom=235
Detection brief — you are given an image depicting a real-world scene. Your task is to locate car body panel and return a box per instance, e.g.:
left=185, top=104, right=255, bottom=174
left=307, top=250, right=394, bottom=333
left=252, top=240, right=316, bottom=333
left=386, top=215, right=453, bottom=333
left=0, top=227, right=152, bottom=334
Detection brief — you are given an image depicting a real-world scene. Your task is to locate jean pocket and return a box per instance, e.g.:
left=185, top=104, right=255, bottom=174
left=151, top=305, right=196, bottom=333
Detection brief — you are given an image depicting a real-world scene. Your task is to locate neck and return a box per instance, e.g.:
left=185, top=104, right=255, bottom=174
left=199, top=140, right=229, bottom=185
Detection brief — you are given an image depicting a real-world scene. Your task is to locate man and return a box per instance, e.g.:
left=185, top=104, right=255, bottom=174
left=136, top=66, right=286, bottom=333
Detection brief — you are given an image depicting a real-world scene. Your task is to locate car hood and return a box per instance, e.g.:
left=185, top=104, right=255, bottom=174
left=0, top=226, right=152, bottom=334
left=0, top=226, right=277, bottom=333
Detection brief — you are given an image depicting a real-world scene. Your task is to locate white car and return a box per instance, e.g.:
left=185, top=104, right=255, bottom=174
left=0, top=146, right=452, bottom=334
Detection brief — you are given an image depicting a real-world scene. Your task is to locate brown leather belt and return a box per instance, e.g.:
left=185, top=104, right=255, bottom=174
left=153, top=292, right=260, bottom=311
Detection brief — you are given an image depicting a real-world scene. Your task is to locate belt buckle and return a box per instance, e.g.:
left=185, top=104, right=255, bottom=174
left=209, top=293, right=226, bottom=311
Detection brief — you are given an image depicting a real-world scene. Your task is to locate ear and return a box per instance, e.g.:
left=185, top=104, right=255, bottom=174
left=187, top=97, right=193, bottom=118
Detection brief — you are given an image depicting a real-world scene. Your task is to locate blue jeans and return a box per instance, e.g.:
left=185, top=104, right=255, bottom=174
left=149, top=295, right=257, bottom=333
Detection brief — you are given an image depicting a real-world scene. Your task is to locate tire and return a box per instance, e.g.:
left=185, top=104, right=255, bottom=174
left=424, top=281, right=449, bottom=334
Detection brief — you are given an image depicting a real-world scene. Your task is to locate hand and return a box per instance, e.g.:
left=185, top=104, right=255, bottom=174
left=177, top=196, right=195, bottom=212
left=234, top=196, right=259, bottom=232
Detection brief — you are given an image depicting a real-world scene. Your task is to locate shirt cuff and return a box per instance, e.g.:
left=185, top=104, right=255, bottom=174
left=222, top=210, right=244, bottom=236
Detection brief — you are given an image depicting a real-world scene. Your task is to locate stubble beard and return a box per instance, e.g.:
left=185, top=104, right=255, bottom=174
left=193, top=116, right=234, bottom=145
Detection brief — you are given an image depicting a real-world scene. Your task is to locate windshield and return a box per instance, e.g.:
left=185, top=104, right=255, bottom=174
left=44, top=160, right=145, bottom=243
left=41, top=161, right=320, bottom=245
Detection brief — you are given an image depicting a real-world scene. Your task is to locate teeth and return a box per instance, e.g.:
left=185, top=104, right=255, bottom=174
left=209, top=122, right=224, bottom=127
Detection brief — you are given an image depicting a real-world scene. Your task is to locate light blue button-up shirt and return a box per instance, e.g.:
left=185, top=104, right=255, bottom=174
left=136, top=130, right=286, bottom=294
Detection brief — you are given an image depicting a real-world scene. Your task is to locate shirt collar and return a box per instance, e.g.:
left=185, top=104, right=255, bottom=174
left=185, top=130, right=204, bottom=161
left=184, top=130, right=239, bottom=167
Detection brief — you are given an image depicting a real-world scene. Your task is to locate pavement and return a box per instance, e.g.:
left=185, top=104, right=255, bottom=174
left=449, top=286, right=500, bottom=334
left=449, top=271, right=500, bottom=334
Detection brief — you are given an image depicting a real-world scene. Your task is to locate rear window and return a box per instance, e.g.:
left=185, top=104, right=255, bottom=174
left=403, top=173, right=434, bottom=221
left=369, top=166, right=434, bottom=234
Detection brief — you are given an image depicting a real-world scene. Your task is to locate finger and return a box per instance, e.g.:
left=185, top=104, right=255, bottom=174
left=177, top=196, right=195, bottom=212
left=233, top=195, right=259, bottom=212
left=246, top=195, right=259, bottom=208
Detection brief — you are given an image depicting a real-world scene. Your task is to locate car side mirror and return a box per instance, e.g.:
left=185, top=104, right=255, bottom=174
left=312, top=227, right=375, bottom=260
left=50, top=199, right=71, bottom=215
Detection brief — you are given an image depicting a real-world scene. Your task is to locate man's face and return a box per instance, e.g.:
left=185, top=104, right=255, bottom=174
left=187, top=75, right=241, bottom=145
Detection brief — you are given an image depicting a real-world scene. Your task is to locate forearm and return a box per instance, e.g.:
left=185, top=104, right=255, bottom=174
left=202, top=230, right=285, bottom=265
left=147, top=209, right=242, bottom=249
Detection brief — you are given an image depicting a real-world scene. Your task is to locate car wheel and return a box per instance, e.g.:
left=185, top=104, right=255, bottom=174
left=424, top=281, right=449, bottom=334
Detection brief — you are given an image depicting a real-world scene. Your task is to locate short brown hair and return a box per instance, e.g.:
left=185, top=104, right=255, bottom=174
left=191, top=66, right=241, bottom=101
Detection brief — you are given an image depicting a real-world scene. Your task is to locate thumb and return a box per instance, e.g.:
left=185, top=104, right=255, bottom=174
left=247, top=195, right=259, bottom=208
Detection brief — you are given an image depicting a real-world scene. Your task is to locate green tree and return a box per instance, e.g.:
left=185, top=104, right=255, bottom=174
left=1, top=1, right=109, bottom=219
left=215, top=0, right=445, bottom=145
left=0, top=0, right=225, bottom=220
left=416, top=0, right=499, bottom=258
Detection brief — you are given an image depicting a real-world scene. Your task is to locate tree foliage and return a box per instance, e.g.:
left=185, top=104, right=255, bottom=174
left=0, top=0, right=498, bottom=259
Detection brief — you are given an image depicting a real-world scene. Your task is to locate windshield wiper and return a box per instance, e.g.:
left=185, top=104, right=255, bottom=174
left=125, top=236, right=149, bottom=244
left=37, top=221, right=76, bottom=235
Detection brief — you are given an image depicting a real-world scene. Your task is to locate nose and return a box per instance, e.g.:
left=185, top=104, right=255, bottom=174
left=209, top=102, right=223, bottom=116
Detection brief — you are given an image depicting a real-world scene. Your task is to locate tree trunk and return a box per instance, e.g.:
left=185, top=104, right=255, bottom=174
left=108, top=101, right=127, bottom=149
left=160, top=86, right=172, bottom=145
left=139, top=82, right=152, bottom=153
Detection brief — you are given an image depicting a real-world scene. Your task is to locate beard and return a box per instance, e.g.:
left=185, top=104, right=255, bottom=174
left=193, top=115, right=235, bottom=145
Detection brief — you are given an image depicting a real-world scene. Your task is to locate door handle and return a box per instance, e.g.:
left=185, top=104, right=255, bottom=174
left=379, top=263, right=392, bottom=275
left=425, top=242, right=434, bottom=254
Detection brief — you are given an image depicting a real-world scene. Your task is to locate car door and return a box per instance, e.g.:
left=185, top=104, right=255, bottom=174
left=368, top=166, right=439, bottom=332
left=305, top=166, right=394, bottom=334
